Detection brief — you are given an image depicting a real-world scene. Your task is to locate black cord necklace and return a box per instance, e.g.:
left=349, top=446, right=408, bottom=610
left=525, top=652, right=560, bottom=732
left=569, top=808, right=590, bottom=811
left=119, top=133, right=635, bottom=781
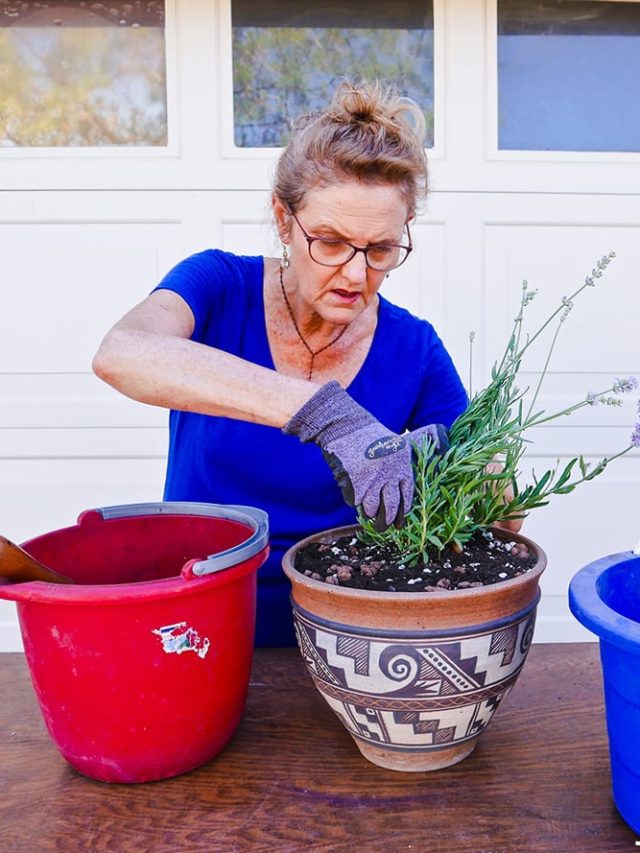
left=279, top=265, right=349, bottom=381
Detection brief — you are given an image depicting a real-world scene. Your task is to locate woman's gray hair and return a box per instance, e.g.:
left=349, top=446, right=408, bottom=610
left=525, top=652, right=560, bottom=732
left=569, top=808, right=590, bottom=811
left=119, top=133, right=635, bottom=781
left=273, top=80, right=429, bottom=218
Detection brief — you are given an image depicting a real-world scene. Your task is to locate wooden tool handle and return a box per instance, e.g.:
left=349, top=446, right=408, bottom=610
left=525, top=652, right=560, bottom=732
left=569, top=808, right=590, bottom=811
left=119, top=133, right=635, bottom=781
left=0, top=536, right=73, bottom=584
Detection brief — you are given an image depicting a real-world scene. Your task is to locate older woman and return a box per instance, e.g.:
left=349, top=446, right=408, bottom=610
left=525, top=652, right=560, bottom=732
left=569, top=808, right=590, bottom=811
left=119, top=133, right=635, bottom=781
left=92, top=81, right=468, bottom=646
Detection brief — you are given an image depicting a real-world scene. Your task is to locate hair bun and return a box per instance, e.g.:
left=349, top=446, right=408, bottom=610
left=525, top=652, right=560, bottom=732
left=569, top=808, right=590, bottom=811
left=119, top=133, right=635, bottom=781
left=339, top=86, right=378, bottom=123
left=330, top=81, right=383, bottom=125
left=329, top=80, right=426, bottom=145
left=273, top=78, right=429, bottom=217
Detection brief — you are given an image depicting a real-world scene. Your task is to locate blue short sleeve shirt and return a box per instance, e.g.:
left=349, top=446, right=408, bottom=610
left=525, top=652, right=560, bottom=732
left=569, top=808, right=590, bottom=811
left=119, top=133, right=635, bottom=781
left=154, top=249, right=468, bottom=646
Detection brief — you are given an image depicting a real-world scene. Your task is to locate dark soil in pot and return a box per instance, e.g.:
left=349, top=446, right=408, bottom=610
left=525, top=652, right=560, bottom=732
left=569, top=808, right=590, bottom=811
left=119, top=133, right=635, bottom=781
left=293, top=528, right=537, bottom=592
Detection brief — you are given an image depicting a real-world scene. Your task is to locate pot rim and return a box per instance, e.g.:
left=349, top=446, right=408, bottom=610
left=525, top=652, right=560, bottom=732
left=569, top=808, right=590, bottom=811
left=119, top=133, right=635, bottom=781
left=569, top=550, right=640, bottom=652
left=282, top=523, right=547, bottom=602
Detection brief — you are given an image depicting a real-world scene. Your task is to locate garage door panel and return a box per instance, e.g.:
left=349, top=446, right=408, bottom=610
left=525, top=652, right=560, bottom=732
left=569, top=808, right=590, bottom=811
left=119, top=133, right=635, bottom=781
left=0, top=222, right=182, bottom=373
left=0, top=427, right=167, bottom=459
left=0, top=373, right=166, bottom=429
left=518, top=454, right=640, bottom=598
left=484, top=224, right=640, bottom=372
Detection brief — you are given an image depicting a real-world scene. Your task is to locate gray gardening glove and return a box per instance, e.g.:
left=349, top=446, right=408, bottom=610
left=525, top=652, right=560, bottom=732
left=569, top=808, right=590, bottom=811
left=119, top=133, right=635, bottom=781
left=283, top=381, right=448, bottom=531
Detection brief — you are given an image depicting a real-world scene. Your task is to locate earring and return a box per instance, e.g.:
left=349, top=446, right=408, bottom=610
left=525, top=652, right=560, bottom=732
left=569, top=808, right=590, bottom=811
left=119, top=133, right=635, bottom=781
left=280, top=244, right=290, bottom=270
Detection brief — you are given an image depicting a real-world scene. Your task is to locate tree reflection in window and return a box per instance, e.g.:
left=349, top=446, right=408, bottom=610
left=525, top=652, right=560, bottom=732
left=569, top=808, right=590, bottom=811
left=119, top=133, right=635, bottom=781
left=232, top=0, right=434, bottom=148
left=0, top=1, right=167, bottom=147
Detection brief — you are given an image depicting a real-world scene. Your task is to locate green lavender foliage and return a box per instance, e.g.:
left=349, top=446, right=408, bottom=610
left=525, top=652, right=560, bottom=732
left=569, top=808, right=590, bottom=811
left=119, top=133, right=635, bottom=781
left=360, top=252, right=638, bottom=565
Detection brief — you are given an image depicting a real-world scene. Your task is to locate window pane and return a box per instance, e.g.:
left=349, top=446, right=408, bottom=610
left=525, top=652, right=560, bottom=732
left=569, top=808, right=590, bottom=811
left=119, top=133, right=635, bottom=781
left=0, top=1, right=167, bottom=147
left=498, top=0, right=640, bottom=152
left=232, top=0, right=434, bottom=148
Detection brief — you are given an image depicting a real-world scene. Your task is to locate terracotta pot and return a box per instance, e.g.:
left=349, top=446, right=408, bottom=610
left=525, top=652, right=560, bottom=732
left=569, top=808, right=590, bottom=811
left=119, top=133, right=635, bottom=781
left=282, top=525, right=546, bottom=772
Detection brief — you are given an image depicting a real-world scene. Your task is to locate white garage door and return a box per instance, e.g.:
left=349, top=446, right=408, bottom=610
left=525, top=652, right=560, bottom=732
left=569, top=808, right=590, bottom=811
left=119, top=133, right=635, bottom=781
left=1, top=0, right=638, bottom=648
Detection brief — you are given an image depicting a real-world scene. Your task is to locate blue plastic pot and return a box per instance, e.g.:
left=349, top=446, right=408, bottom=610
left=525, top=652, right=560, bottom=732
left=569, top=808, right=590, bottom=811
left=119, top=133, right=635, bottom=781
left=569, top=551, right=640, bottom=834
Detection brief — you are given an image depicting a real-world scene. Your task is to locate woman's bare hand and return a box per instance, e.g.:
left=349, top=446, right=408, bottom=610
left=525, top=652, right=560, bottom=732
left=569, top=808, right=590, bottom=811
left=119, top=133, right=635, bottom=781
left=485, top=461, right=524, bottom=533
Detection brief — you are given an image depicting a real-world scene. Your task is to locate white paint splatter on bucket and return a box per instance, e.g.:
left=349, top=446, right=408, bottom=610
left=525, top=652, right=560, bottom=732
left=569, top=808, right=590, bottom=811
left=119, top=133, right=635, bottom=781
left=152, top=622, right=210, bottom=659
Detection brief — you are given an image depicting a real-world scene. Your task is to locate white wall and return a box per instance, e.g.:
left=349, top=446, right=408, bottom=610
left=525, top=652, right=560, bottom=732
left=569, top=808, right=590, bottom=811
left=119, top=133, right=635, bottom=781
left=1, top=0, right=638, bottom=649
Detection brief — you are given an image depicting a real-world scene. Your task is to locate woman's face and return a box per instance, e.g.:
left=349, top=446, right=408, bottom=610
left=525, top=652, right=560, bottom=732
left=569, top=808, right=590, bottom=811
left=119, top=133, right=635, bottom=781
left=273, top=181, right=411, bottom=324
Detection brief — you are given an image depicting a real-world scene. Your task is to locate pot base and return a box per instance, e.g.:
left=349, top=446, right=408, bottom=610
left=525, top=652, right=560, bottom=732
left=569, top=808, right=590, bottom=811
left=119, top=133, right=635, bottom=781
left=353, top=737, right=477, bottom=772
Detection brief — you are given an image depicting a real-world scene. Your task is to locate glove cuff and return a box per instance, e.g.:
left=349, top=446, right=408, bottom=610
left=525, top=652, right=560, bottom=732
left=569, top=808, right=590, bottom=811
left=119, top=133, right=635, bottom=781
left=409, top=423, right=450, bottom=456
left=283, top=380, right=374, bottom=445
left=434, top=423, right=450, bottom=455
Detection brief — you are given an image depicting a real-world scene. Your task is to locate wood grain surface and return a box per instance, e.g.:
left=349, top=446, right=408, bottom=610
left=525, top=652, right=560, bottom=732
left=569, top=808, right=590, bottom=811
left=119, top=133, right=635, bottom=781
left=0, top=644, right=637, bottom=853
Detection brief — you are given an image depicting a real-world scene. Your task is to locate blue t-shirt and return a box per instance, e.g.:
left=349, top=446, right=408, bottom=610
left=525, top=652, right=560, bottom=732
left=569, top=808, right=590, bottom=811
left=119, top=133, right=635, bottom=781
left=155, top=249, right=468, bottom=646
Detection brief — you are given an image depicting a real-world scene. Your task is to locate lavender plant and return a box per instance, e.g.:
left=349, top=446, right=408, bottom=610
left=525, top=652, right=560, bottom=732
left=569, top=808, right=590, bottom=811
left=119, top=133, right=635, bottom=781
left=361, top=252, right=640, bottom=564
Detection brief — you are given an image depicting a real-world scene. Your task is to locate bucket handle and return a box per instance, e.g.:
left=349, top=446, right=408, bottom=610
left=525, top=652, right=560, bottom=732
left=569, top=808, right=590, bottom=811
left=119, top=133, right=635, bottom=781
left=81, top=502, right=269, bottom=580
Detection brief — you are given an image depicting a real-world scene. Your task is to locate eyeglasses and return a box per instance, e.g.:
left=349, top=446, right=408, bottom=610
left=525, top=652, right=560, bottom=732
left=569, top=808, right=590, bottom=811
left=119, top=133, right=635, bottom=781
left=289, top=209, right=413, bottom=272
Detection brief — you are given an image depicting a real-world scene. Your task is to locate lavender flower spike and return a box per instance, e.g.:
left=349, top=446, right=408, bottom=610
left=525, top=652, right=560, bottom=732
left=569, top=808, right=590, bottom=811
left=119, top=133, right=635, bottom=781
left=613, top=376, right=639, bottom=394
left=631, top=422, right=640, bottom=448
left=587, top=393, right=622, bottom=407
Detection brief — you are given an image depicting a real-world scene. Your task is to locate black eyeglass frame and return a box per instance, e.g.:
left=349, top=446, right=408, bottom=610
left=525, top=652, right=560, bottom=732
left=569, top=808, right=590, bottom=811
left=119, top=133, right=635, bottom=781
left=288, top=209, right=413, bottom=271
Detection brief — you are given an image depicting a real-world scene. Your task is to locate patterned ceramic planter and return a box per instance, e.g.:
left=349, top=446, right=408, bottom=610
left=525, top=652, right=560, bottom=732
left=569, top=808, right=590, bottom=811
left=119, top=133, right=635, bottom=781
left=282, top=525, right=547, bottom=772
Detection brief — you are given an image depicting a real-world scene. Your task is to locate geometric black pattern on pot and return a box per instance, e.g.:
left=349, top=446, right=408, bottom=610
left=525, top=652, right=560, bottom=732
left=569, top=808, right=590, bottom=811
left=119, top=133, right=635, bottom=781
left=292, top=609, right=537, bottom=752
left=336, top=634, right=370, bottom=676
left=319, top=688, right=513, bottom=749
left=311, top=671, right=520, bottom=711
left=519, top=617, right=535, bottom=655
left=293, top=610, right=536, bottom=699
left=293, top=620, right=342, bottom=686
left=489, top=626, right=518, bottom=666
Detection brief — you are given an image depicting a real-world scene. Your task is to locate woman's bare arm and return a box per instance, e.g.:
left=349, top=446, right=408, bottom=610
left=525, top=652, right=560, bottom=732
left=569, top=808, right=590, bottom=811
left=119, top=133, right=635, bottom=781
left=92, top=290, right=317, bottom=427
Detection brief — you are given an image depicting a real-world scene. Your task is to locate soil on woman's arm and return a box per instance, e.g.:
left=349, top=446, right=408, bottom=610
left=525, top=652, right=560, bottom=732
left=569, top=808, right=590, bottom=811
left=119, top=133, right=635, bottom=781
left=293, top=529, right=537, bottom=592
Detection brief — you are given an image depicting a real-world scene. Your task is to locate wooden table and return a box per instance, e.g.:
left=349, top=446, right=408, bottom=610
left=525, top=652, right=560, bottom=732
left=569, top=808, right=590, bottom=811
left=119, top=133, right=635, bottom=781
left=0, top=644, right=637, bottom=852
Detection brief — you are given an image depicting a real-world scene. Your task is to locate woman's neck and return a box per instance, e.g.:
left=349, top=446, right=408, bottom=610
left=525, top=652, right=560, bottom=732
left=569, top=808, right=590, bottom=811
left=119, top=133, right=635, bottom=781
left=263, top=257, right=379, bottom=385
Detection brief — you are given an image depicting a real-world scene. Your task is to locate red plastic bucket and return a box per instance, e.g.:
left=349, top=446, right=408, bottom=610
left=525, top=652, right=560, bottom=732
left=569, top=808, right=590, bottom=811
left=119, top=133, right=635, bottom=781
left=0, top=502, right=269, bottom=783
